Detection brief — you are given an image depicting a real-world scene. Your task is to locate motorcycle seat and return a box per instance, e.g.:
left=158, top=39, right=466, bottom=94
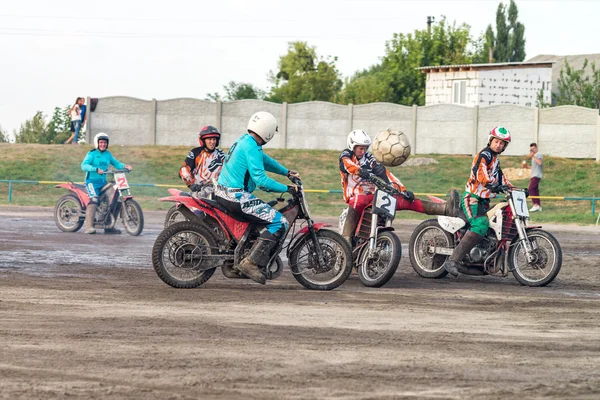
left=201, top=198, right=232, bottom=214
left=72, top=183, right=88, bottom=192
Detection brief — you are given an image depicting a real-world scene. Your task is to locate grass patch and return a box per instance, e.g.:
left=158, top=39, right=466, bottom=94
left=1, top=144, right=599, bottom=224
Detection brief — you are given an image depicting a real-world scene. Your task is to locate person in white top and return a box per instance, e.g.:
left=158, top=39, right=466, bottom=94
left=65, top=97, right=83, bottom=145
left=528, top=142, right=543, bottom=212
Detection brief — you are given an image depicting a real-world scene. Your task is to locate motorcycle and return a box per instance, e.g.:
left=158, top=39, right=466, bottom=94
left=409, top=186, right=562, bottom=286
left=152, top=176, right=353, bottom=290
left=339, top=174, right=403, bottom=287
left=163, top=181, right=215, bottom=228
left=54, top=170, right=144, bottom=236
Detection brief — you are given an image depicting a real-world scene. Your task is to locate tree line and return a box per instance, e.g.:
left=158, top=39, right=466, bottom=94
left=4, top=0, right=599, bottom=144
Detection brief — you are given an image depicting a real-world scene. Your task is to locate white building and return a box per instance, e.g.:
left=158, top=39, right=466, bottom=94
left=419, top=61, right=554, bottom=107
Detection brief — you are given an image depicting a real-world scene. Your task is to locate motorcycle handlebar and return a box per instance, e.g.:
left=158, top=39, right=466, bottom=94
left=368, top=173, right=401, bottom=196
left=289, top=175, right=302, bottom=187
left=105, top=169, right=130, bottom=174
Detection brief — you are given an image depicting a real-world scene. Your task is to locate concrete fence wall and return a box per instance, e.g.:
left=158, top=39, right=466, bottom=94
left=89, top=97, right=600, bottom=160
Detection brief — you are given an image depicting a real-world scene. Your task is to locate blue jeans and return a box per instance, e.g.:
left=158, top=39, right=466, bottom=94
left=71, top=120, right=82, bottom=143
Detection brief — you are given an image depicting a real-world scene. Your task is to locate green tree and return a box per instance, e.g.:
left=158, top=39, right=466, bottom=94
left=47, top=106, right=71, bottom=144
left=266, top=42, right=343, bottom=103
left=15, top=111, right=47, bottom=144
left=554, top=59, right=600, bottom=109
left=483, top=0, right=526, bottom=62
left=223, top=81, right=265, bottom=100
left=0, top=125, right=8, bottom=143
left=343, top=17, right=473, bottom=106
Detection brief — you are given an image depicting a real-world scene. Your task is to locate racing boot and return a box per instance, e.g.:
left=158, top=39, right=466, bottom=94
left=84, top=204, right=97, bottom=234
left=420, top=189, right=460, bottom=217
left=442, top=231, right=483, bottom=277
left=341, top=207, right=361, bottom=245
left=238, top=238, right=276, bottom=285
left=104, top=227, right=121, bottom=234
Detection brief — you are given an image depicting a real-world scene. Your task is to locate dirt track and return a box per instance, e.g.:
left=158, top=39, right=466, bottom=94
left=1, top=206, right=600, bottom=399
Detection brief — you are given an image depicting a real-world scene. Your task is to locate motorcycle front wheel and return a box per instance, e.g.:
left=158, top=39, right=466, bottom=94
left=357, top=231, right=401, bottom=287
left=289, top=229, right=353, bottom=290
left=121, top=199, right=144, bottom=236
left=509, top=229, right=562, bottom=287
left=409, top=219, right=453, bottom=279
left=152, top=221, right=219, bottom=288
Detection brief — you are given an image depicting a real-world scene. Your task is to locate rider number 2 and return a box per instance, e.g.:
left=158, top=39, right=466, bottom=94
left=374, top=190, right=397, bottom=218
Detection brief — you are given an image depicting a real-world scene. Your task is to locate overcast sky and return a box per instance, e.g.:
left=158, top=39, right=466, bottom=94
left=1, top=0, right=599, bottom=137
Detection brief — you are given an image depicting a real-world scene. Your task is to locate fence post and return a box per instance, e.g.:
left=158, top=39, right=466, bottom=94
left=280, top=102, right=288, bottom=149
left=215, top=101, right=222, bottom=132
left=150, top=98, right=157, bottom=145
left=347, top=103, right=353, bottom=133
left=596, top=114, right=600, bottom=163
left=472, top=105, right=479, bottom=156
left=8, top=181, right=12, bottom=204
left=411, top=104, right=418, bottom=155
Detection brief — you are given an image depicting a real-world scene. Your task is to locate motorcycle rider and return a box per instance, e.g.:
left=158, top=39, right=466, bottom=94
left=442, top=126, right=517, bottom=277
left=81, top=132, right=132, bottom=234
left=215, top=111, right=300, bottom=285
left=179, top=125, right=225, bottom=198
left=339, top=129, right=459, bottom=244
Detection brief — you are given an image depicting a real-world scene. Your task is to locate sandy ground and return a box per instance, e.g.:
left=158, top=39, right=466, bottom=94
left=1, top=206, right=600, bottom=399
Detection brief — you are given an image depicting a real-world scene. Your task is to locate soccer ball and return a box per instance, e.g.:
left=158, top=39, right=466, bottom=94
left=372, top=128, right=411, bottom=167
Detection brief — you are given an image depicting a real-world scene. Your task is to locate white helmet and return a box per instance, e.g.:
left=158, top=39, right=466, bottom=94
left=247, top=111, right=278, bottom=143
left=94, top=132, right=110, bottom=150
left=347, top=129, right=371, bottom=151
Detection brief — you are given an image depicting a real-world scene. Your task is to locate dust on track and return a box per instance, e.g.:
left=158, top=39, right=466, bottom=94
left=1, top=206, right=600, bottom=399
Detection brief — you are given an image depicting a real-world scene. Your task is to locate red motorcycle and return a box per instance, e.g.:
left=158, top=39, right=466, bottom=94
left=54, top=170, right=144, bottom=236
left=152, top=177, right=353, bottom=290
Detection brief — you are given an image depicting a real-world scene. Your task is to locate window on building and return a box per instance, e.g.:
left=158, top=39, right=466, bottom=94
left=453, top=80, right=467, bottom=104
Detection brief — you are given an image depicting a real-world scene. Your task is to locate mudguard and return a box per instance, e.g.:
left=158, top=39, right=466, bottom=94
left=286, top=223, right=332, bottom=260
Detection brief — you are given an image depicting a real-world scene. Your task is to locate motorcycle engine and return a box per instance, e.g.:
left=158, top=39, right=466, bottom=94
left=467, top=236, right=497, bottom=263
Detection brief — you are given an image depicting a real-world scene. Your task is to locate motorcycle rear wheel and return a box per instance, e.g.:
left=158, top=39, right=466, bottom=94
left=509, top=229, right=562, bottom=287
left=409, top=219, right=452, bottom=279
left=152, top=221, right=218, bottom=288
left=54, top=194, right=84, bottom=232
left=122, top=199, right=144, bottom=236
left=164, top=204, right=188, bottom=228
left=289, top=229, right=353, bottom=290
left=357, top=231, right=401, bottom=287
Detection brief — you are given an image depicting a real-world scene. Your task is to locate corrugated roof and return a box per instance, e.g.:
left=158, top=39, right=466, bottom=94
left=418, top=61, right=555, bottom=71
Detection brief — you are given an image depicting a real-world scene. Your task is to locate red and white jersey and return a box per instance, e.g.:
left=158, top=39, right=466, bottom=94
left=466, top=146, right=512, bottom=198
left=339, top=149, right=406, bottom=202
left=179, top=147, right=225, bottom=186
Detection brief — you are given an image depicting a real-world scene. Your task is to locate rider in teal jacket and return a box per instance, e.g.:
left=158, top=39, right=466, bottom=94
left=216, top=111, right=300, bottom=284
left=81, top=132, right=131, bottom=234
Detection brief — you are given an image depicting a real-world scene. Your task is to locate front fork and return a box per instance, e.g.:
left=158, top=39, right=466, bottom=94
left=367, top=215, right=391, bottom=257
left=511, top=200, right=536, bottom=263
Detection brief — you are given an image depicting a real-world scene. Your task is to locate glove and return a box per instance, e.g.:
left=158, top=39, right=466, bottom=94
left=523, top=188, right=530, bottom=198
left=401, top=191, right=415, bottom=202
left=189, top=183, right=203, bottom=192
left=486, top=183, right=501, bottom=194
left=287, top=184, right=299, bottom=194
left=358, top=168, right=372, bottom=180
left=287, top=170, right=300, bottom=180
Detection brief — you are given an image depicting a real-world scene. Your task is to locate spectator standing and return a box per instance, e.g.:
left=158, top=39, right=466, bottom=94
left=80, top=97, right=87, bottom=133
left=528, top=142, right=543, bottom=212
left=65, top=97, right=82, bottom=145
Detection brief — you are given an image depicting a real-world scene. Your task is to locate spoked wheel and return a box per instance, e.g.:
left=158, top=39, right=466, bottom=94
left=152, top=221, right=220, bottom=288
left=289, top=229, right=353, bottom=290
left=409, top=219, right=453, bottom=278
left=164, top=204, right=188, bottom=228
left=54, top=195, right=84, bottom=232
left=357, top=231, right=401, bottom=287
left=121, top=199, right=144, bottom=236
left=509, top=229, right=562, bottom=287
